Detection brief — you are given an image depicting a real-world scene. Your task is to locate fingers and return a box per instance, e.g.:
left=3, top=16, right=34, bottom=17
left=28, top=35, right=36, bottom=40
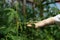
left=27, top=24, right=32, bottom=27
left=27, top=23, right=43, bottom=28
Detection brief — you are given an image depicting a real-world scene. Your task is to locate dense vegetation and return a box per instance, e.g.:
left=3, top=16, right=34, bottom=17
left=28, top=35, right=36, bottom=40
left=0, top=0, right=60, bottom=40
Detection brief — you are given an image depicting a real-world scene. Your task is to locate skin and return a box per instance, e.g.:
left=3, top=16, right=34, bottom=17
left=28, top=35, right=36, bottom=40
left=27, top=17, right=55, bottom=28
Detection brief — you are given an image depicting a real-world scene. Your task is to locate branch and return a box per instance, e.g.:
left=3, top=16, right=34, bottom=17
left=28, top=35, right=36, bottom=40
left=26, top=0, right=60, bottom=5
left=45, top=1, right=60, bottom=5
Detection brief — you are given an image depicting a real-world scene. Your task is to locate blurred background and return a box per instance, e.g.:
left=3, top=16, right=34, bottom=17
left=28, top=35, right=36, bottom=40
left=0, top=0, right=60, bottom=40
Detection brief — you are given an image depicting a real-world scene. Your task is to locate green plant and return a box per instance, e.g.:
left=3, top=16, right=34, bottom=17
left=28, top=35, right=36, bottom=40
left=0, top=0, right=60, bottom=40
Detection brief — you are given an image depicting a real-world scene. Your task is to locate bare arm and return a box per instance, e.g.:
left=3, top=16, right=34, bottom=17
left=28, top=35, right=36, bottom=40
left=35, top=17, right=55, bottom=28
left=27, top=17, right=55, bottom=28
left=27, top=14, right=60, bottom=28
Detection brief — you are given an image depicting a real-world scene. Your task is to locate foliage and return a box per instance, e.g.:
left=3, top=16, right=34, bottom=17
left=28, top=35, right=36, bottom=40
left=0, top=0, right=60, bottom=40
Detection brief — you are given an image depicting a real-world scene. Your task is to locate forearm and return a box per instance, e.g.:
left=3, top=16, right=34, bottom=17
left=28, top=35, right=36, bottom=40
left=27, top=17, right=55, bottom=28
left=34, top=17, right=55, bottom=28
